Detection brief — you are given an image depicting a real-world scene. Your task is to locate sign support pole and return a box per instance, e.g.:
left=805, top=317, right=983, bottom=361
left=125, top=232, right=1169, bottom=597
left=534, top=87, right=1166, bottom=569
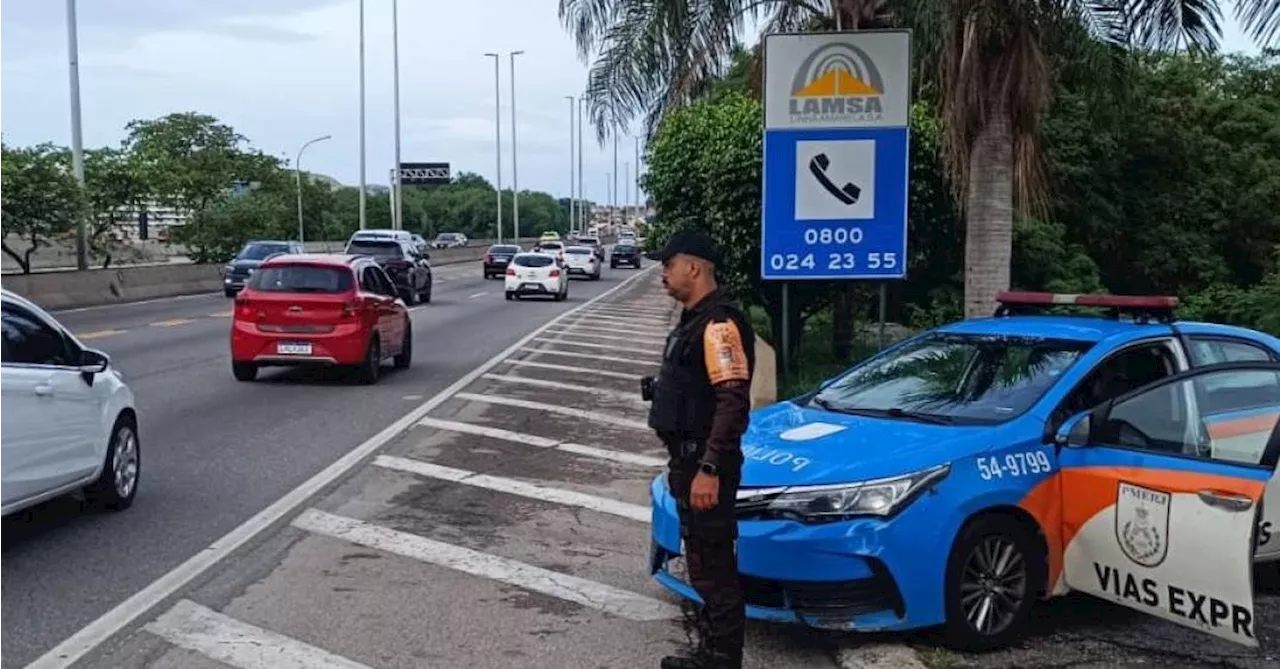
left=780, top=282, right=791, bottom=389
left=878, top=282, right=888, bottom=349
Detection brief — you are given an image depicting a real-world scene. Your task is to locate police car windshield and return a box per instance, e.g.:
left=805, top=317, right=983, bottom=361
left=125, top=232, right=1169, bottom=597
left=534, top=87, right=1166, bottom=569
left=811, top=333, right=1092, bottom=425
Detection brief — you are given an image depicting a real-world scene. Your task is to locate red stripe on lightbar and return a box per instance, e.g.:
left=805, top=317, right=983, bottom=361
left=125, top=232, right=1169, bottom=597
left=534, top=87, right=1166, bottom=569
left=996, top=291, right=1178, bottom=309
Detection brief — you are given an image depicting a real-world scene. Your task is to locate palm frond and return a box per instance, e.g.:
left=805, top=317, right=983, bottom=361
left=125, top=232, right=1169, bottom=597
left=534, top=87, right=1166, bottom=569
left=1235, top=0, right=1280, bottom=46
left=1124, top=0, right=1224, bottom=51
left=559, top=0, right=622, bottom=61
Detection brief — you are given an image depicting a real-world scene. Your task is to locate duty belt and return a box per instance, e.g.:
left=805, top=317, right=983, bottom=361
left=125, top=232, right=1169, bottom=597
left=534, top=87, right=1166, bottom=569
left=674, top=439, right=706, bottom=460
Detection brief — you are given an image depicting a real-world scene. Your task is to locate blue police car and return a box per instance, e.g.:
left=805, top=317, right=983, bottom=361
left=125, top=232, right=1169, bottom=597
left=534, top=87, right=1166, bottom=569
left=649, top=292, right=1280, bottom=650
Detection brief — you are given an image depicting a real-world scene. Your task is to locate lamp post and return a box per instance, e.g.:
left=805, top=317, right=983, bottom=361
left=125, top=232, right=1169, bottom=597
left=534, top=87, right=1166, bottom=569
left=391, top=0, right=403, bottom=229
left=623, top=161, right=630, bottom=221
left=484, top=52, right=503, bottom=243
left=295, top=134, right=332, bottom=244
left=564, top=95, right=575, bottom=234
left=509, top=50, right=524, bottom=242
left=612, top=133, right=618, bottom=227
left=635, top=136, right=642, bottom=212
left=577, top=97, right=586, bottom=233
left=65, top=0, right=87, bottom=270
left=358, top=0, right=367, bottom=229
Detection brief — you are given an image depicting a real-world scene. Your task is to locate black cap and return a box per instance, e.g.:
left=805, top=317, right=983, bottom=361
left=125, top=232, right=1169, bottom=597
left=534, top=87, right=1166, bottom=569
left=643, top=230, right=719, bottom=264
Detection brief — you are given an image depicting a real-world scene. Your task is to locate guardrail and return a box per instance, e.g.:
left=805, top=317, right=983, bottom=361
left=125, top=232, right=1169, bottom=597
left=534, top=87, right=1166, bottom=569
left=2, top=235, right=614, bottom=310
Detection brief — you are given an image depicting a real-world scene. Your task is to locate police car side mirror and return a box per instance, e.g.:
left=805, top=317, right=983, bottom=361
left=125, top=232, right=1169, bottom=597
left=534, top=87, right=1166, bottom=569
left=1055, top=412, right=1092, bottom=448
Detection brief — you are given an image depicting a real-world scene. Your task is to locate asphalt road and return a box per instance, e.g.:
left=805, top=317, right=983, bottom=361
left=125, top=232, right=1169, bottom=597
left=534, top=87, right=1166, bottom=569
left=0, top=259, right=644, bottom=669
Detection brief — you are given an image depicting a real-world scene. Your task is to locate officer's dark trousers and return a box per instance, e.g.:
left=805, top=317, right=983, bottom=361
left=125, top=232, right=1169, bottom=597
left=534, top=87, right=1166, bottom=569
left=670, top=455, right=745, bottom=660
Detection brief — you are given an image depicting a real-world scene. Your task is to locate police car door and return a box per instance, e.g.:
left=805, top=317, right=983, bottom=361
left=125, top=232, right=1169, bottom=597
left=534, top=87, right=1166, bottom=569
left=1057, top=361, right=1280, bottom=647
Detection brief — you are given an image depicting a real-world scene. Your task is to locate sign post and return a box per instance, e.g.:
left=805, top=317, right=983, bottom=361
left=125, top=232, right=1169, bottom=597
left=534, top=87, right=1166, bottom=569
left=761, top=29, right=912, bottom=373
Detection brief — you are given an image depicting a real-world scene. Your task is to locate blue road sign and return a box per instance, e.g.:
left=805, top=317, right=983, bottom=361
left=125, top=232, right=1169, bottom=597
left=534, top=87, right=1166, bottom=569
left=761, top=30, right=912, bottom=281
left=761, top=126, right=908, bottom=279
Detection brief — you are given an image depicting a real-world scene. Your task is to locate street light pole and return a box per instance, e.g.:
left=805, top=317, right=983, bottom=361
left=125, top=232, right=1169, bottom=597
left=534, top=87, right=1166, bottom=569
left=565, top=95, right=575, bottom=234
left=358, top=0, right=367, bottom=229
left=624, top=161, right=630, bottom=221
left=295, top=134, right=332, bottom=244
left=484, top=53, right=503, bottom=243
left=577, top=97, right=585, bottom=233
left=612, top=133, right=618, bottom=228
left=65, top=0, right=88, bottom=270
left=509, top=50, right=524, bottom=242
left=635, top=136, right=641, bottom=211
left=391, top=0, right=403, bottom=230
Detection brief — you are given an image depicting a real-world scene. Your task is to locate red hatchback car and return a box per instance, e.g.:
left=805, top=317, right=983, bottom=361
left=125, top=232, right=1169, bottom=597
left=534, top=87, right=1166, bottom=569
left=230, top=254, right=411, bottom=383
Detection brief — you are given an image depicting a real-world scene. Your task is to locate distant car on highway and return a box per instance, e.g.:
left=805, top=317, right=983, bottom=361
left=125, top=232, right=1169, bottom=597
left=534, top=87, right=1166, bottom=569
left=563, top=245, right=602, bottom=280
left=610, top=242, right=642, bottom=269
left=539, top=231, right=562, bottom=244
left=505, top=252, right=568, bottom=301
left=230, top=254, right=412, bottom=384
left=410, top=233, right=429, bottom=255
left=431, top=232, right=468, bottom=249
left=482, top=244, right=522, bottom=279
left=348, top=229, right=415, bottom=246
left=344, top=237, right=433, bottom=305
left=533, top=240, right=566, bottom=264
left=575, top=236, right=605, bottom=261
left=224, top=240, right=305, bottom=297
left=1, top=289, right=140, bottom=517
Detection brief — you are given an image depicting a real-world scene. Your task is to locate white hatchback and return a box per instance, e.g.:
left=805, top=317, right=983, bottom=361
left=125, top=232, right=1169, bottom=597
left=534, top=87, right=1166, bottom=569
left=563, top=246, right=602, bottom=280
left=505, top=253, right=569, bottom=301
left=1, top=289, right=140, bottom=516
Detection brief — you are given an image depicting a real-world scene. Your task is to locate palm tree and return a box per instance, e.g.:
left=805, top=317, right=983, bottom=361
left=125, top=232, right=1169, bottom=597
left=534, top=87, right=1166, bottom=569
left=559, top=0, right=1280, bottom=318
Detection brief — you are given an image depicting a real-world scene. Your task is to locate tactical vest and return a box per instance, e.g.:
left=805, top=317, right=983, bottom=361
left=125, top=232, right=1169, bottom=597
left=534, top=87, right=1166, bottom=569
left=647, top=294, right=754, bottom=439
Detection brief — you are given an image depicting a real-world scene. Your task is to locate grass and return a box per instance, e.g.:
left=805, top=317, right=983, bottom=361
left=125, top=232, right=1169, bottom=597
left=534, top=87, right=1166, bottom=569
left=911, top=646, right=964, bottom=669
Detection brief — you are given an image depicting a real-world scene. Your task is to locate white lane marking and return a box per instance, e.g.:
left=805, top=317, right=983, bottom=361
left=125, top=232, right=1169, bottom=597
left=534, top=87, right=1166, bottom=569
left=570, top=313, right=670, bottom=326
left=586, top=306, right=672, bottom=316
left=453, top=393, right=650, bottom=431
left=22, top=265, right=658, bottom=669
left=543, top=329, right=659, bottom=344
left=144, top=600, right=371, bottom=669
left=374, top=456, right=651, bottom=522
left=500, top=358, right=642, bottom=380
left=480, top=373, right=643, bottom=403
left=533, top=337, right=663, bottom=355
left=517, top=347, right=660, bottom=367
left=467, top=291, right=490, bottom=299
left=417, top=416, right=665, bottom=468
left=292, top=509, right=678, bottom=622
left=554, top=323, right=668, bottom=338
left=53, top=292, right=217, bottom=314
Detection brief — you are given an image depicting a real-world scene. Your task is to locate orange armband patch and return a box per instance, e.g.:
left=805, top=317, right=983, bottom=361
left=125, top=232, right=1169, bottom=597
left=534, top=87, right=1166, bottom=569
left=704, top=320, right=749, bottom=385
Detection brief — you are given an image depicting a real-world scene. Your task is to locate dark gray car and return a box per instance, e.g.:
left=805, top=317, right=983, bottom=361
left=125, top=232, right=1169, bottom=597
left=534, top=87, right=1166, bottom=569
left=223, top=241, right=304, bottom=297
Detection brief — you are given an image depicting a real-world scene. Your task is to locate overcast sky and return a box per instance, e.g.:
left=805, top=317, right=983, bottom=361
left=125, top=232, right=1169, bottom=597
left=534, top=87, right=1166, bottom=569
left=0, top=1, right=1264, bottom=203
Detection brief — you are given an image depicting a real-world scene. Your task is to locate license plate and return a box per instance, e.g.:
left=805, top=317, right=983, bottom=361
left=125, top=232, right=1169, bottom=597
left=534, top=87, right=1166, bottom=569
left=521, top=283, right=541, bottom=291
left=277, top=341, right=312, bottom=355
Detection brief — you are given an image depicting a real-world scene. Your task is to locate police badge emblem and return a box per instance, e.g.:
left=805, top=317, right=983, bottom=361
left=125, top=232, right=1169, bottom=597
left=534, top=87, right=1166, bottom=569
left=1115, top=482, right=1171, bottom=568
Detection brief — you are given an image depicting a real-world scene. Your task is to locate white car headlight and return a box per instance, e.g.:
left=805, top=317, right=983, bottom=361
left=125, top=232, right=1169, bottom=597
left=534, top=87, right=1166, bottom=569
left=736, top=464, right=950, bottom=523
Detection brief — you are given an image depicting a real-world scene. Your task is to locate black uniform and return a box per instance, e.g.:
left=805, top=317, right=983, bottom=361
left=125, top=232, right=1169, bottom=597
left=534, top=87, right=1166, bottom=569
left=648, top=287, right=755, bottom=669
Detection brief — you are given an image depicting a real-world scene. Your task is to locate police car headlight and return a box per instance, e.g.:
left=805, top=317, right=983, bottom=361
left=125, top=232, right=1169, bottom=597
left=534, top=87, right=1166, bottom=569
left=743, top=464, right=950, bottom=523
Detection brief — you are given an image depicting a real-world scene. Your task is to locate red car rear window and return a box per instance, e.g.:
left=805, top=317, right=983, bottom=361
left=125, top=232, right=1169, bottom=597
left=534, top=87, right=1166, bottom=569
left=248, top=265, right=354, bottom=293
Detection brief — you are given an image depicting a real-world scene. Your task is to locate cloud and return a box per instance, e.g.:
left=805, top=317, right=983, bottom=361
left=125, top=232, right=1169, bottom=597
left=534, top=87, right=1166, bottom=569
left=1, top=0, right=649, bottom=206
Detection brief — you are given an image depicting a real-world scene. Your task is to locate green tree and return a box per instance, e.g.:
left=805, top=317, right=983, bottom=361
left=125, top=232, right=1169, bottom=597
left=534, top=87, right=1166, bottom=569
left=82, top=146, right=147, bottom=267
left=1, top=143, right=84, bottom=274
left=124, top=112, right=282, bottom=214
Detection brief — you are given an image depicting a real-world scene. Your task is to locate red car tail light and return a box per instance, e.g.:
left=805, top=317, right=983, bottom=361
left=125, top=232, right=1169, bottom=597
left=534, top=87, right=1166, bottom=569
left=340, top=300, right=361, bottom=320
left=234, top=299, right=256, bottom=320
left=506, top=267, right=516, bottom=276
left=549, top=269, right=561, bottom=278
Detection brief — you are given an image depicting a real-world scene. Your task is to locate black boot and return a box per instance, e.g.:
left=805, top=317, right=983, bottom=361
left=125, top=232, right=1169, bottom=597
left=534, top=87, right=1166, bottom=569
left=660, top=648, right=741, bottom=669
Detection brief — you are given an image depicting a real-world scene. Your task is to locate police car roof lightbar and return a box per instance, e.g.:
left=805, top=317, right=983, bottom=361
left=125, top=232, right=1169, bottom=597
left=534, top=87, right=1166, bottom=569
left=994, top=291, right=1180, bottom=323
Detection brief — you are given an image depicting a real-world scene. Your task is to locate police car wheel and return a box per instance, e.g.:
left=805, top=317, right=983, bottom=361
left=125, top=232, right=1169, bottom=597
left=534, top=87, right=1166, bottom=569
left=942, top=514, right=1045, bottom=651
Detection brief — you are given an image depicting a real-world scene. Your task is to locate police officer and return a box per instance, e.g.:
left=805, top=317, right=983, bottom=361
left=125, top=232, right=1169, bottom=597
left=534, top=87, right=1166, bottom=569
left=642, top=231, right=754, bottom=669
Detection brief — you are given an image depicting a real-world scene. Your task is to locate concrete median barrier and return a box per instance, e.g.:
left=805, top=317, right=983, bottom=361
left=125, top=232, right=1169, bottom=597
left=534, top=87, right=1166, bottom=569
left=3, top=235, right=616, bottom=310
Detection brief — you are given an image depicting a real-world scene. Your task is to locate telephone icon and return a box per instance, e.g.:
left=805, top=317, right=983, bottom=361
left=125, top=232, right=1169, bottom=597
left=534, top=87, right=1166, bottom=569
left=808, top=153, right=861, bottom=205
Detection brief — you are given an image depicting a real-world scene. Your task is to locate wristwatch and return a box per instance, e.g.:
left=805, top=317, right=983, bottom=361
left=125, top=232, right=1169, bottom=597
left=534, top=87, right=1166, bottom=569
left=698, top=461, right=719, bottom=476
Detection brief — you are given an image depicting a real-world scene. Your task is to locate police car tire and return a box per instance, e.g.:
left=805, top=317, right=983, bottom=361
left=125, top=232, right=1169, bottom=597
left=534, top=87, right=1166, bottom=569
left=942, top=514, right=1046, bottom=652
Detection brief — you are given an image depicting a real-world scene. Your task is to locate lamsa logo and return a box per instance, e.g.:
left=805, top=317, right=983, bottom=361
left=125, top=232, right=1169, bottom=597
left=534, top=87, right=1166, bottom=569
left=788, top=42, right=885, bottom=123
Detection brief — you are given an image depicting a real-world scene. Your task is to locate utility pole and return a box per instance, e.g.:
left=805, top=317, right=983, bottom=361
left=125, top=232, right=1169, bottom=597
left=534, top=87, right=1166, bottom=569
left=358, top=0, right=367, bottom=229
left=565, top=95, right=575, bottom=233
left=66, top=0, right=88, bottom=270
left=391, top=0, right=403, bottom=229
left=484, top=53, right=502, bottom=243
left=509, top=50, right=524, bottom=242
left=577, top=98, right=586, bottom=233
left=612, top=133, right=618, bottom=228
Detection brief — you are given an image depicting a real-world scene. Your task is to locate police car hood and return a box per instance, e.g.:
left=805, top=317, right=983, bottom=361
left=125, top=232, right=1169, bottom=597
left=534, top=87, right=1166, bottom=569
left=739, top=401, right=997, bottom=487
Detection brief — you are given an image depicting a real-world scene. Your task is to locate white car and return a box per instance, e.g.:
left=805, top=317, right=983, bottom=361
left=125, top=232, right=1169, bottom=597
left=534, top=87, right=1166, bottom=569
left=563, top=245, right=602, bottom=280
left=1, top=289, right=140, bottom=516
left=505, top=253, right=568, bottom=301
left=534, top=241, right=566, bottom=264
